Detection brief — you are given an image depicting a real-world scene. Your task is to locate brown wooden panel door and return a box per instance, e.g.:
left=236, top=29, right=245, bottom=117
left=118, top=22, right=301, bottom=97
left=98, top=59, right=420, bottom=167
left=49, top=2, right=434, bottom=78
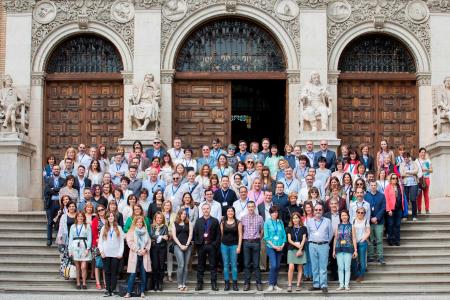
left=337, top=79, right=418, bottom=156
left=173, top=80, right=231, bottom=152
left=45, top=80, right=123, bottom=161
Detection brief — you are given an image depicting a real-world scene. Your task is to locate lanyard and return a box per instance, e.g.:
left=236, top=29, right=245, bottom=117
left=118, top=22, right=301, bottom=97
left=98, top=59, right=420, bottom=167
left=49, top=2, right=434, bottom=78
left=285, top=179, right=293, bottom=189
left=307, top=152, right=314, bottom=160
left=219, top=167, right=226, bottom=178
left=54, top=178, right=59, bottom=188
left=212, top=149, right=220, bottom=160
left=271, top=220, right=279, bottom=236
left=165, top=213, right=170, bottom=225
left=183, top=159, right=192, bottom=168
left=265, top=203, right=272, bottom=213
left=240, top=198, right=249, bottom=211
left=174, top=150, right=182, bottom=159
left=171, top=184, right=180, bottom=196
left=253, top=191, right=262, bottom=202
left=204, top=218, right=211, bottom=233
left=299, top=167, right=307, bottom=178
left=150, top=182, right=158, bottom=193
left=76, top=224, right=83, bottom=237
left=247, top=170, right=254, bottom=176
left=314, top=218, right=323, bottom=230
left=116, top=163, right=121, bottom=172
left=345, top=185, right=351, bottom=195
left=109, top=228, right=114, bottom=239
left=349, top=164, right=355, bottom=174
left=293, top=227, right=301, bottom=241
left=221, top=189, right=229, bottom=201
left=154, top=150, right=160, bottom=157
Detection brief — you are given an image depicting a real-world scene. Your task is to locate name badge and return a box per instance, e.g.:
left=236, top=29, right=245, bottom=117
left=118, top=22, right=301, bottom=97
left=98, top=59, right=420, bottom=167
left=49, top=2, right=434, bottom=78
left=203, top=233, right=208, bottom=238
left=222, top=202, right=228, bottom=207
left=313, top=231, right=320, bottom=237
left=273, top=236, right=279, bottom=241
left=340, top=240, right=347, bottom=245
left=372, top=207, right=375, bottom=211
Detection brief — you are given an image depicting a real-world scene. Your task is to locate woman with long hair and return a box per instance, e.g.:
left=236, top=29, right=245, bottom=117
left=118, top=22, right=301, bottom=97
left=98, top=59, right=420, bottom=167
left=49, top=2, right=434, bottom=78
left=307, top=187, right=321, bottom=207
left=344, top=150, right=360, bottom=175
left=160, top=153, right=175, bottom=184
left=331, top=159, right=345, bottom=184
left=122, top=194, right=138, bottom=224
left=68, top=212, right=92, bottom=289
left=123, top=204, right=151, bottom=233
left=83, top=202, right=95, bottom=280
left=91, top=204, right=107, bottom=289
left=342, top=173, right=354, bottom=208
left=54, top=195, right=71, bottom=228
left=209, top=174, right=220, bottom=193
left=416, top=147, right=433, bottom=214
left=102, top=183, right=114, bottom=202
left=353, top=207, right=370, bottom=282
left=148, top=190, right=164, bottom=221
left=112, top=188, right=125, bottom=214
left=264, top=144, right=284, bottom=180
left=107, top=200, right=124, bottom=228
left=97, top=144, right=110, bottom=171
left=212, top=154, right=234, bottom=180
left=172, top=209, right=194, bottom=291
left=385, top=174, right=404, bottom=246
left=87, top=159, right=104, bottom=185
left=43, top=155, right=56, bottom=179
left=162, top=200, right=177, bottom=283
left=286, top=212, right=307, bottom=292
left=98, top=212, right=124, bottom=296
left=232, top=161, right=248, bottom=187
left=178, top=192, right=199, bottom=225
left=57, top=200, right=77, bottom=279
left=302, top=201, right=314, bottom=281
left=376, top=169, right=389, bottom=194
left=261, top=166, right=275, bottom=193
left=125, top=216, right=151, bottom=298
left=376, top=139, right=395, bottom=171
left=174, top=163, right=188, bottom=185
left=150, top=211, right=169, bottom=291
left=220, top=206, right=242, bottom=291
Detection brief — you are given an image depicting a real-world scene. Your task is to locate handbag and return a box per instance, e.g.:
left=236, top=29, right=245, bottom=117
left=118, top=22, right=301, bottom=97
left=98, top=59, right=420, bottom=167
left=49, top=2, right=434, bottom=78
left=419, top=176, right=427, bottom=190
left=64, top=258, right=77, bottom=279
left=95, top=255, right=104, bottom=269
left=168, top=243, right=175, bottom=254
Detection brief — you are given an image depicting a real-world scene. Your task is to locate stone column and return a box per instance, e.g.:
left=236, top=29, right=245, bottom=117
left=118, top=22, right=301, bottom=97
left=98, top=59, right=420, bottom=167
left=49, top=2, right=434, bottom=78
left=428, top=138, right=450, bottom=199
left=287, top=70, right=301, bottom=144
left=417, top=73, right=433, bottom=148
left=328, top=71, right=340, bottom=133
left=160, top=69, right=175, bottom=147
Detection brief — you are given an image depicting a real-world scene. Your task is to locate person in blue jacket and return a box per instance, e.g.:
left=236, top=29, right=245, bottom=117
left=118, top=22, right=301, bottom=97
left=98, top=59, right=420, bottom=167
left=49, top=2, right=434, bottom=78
left=364, top=180, right=386, bottom=264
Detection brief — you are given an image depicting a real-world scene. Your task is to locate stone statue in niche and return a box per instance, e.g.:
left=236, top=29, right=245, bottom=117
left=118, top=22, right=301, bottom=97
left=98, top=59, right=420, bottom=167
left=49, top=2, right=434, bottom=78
left=129, top=74, right=161, bottom=132
left=299, top=72, right=332, bottom=132
left=433, top=76, right=450, bottom=135
left=0, top=75, right=28, bottom=133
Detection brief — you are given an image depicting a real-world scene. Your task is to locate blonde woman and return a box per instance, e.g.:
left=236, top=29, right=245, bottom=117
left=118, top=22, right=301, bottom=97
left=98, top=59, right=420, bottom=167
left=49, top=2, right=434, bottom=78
left=98, top=212, right=124, bottom=296
left=125, top=216, right=151, bottom=298
left=150, top=211, right=169, bottom=291
left=59, top=147, right=78, bottom=171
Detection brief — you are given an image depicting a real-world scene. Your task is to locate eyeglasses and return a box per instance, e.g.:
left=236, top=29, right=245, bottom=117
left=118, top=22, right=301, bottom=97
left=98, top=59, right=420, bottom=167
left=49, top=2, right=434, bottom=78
left=320, top=144, right=327, bottom=146
left=247, top=161, right=254, bottom=164
left=314, top=209, right=323, bottom=212
left=173, top=177, right=180, bottom=180
left=154, top=141, right=161, bottom=144
left=391, top=177, right=398, bottom=180
left=97, top=209, right=105, bottom=212
left=356, top=183, right=364, bottom=185
left=357, top=211, right=365, bottom=215
left=202, top=149, right=209, bottom=152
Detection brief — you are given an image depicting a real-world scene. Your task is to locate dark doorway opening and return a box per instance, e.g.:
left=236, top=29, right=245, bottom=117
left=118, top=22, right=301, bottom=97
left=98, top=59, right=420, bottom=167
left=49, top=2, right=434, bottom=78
left=231, top=80, right=286, bottom=149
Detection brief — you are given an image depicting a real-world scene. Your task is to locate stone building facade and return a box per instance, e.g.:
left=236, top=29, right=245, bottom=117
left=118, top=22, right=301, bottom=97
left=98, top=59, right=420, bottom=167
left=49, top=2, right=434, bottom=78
left=1, top=0, right=450, bottom=211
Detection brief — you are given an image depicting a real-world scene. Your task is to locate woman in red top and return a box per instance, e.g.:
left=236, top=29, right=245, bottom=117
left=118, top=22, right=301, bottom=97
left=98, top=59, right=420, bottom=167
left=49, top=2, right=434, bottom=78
left=343, top=150, right=360, bottom=175
left=384, top=174, right=404, bottom=246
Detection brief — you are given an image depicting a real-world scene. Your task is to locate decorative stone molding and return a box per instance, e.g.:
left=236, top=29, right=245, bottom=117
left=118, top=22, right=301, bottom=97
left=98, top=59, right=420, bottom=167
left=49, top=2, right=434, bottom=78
left=111, top=0, right=135, bottom=24
left=160, top=69, right=175, bottom=84
left=162, top=0, right=188, bottom=21
left=287, top=70, right=300, bottom=84
left=432, top=76, right=450, bottom=136
left=33, top=0, right=56, bottom=24
left=161, top=0, right=301, bottom=62
left=327, top=0, right=431, bottom=56
left=427, top=0, right=450, bottom=12
left=31, top=72, right=46, bottom=86
left=406, top=0, right=430, bottom=24
left=3, top=0, right=36, bottom=12
left=31, top=0, right=135, bottom=58
left=298, top=0, right=327, bottom=9
left=133, top=0, right=161, bottom=10
left=327, top=71, right=341, bottom=85
left=416, top=72, right=431, bottom=86
left=225, top=0, right=237, bottom=12
left=121, top=71, right=134, bottom=85
left=274, top=0, right=299, bottom=21
left=327, top=0, right=351, bottom=23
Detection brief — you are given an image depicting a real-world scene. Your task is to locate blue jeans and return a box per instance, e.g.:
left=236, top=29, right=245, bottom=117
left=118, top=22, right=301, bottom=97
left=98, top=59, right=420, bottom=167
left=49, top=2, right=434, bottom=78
left=243, top=240, right=262, bottom=284
left=387, top=210, right=402, bottom=243
left=336, top=252, right=352, bottom=288
left=303, top=242, right=312, bottom=278
left=309, top=243, right=329, bottom=288
left=127, top=256, right=146, bottom=294
left=404, top=185, right=419, bottom=218
left=174, top=244, right=192, bottom=286
left=356, top=241, right=368, bottom=278
left=221, top=243, right=238, bottom=281
left=266, top=246, right=282, bottom=286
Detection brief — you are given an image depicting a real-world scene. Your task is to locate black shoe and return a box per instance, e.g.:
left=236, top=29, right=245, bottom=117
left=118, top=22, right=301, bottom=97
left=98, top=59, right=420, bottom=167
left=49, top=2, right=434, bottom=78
left=82, top=285, right=87, bottom=290
left=153, top=280, right=159, bottom=292
left=46, top=240, right=52, bottom=247
left=368, top=257, right=376, bottom=263
left=232, top=281, right=239, bottom=291
left=76, top=285, right=81, bottom=290
left=322, top=287, right=328, bottom=293
left=243, top=283, right=250, bottom=291
left=224, top=281, right=230, bottom=291
left=211, top=281, right=219, bottom=291
left=395, top=242, right=400, bottom=246
left=195, top=283, right=203, bottom=291
left=388, top=241, right=394, bottom=246
left=103, top=291, right=111, bottom=297
left=308, top=287, right=321, bottom=291
left=256, top=283, right=263, bottom=291
left=158, top=282, right=163, bottom=291
left=379, top=258, right=386, bottom=265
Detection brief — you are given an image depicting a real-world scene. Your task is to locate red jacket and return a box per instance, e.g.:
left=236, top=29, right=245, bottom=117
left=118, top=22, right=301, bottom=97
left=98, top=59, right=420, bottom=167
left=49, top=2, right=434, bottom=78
left=91, top=216, right=104, bottom=248
left=384, top=183, right=404, bottom=212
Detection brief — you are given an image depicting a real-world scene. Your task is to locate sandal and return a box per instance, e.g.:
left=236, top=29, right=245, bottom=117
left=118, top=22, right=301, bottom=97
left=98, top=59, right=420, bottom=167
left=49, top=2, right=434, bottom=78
left=287, top=286, right=292, bottom=293
left=140, top=293, right=145, bottom=298
left=96, top=283, right=102, bottom=290
left=124, top=293, right=130, bottom=298
left=296, top=285, right=302, bottom=291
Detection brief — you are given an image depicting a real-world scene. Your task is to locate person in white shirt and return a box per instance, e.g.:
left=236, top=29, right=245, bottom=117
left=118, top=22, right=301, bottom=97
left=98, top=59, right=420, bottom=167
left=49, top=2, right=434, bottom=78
left=109, top=153, right=129, bottom=186
left=279, top=167, right=301, bottom=195
left=142, top=168, right=166, bottom=196
left=349, top=187, right=371, bottom=224
left=233, top=186, right=259, bottom=220
left=77, top=144, right=92, bottom=169
left=308, top=168, right=325, bottom=201
left=167, top=137, right=185, bottom=164
left=164, top=174, right=184, bottom=210
left=198, top=189, right=222, bottom=222
left=98, top=212, right=124, bottom=296
left=299, top=175, right=314, bottom=204
left=181, top=170, right=204, bottom=204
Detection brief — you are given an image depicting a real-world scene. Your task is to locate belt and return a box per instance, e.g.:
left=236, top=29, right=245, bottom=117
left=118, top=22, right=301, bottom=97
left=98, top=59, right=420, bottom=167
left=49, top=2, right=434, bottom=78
left=243, top=239, right=260, bottom=243
left=310, top=241, right=328, bottom=245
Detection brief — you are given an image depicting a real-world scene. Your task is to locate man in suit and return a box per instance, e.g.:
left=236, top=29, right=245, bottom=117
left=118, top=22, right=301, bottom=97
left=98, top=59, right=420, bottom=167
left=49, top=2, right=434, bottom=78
left=194, top=202, right=221, bottom=291
left=74, top=165, right=92, bottom=205
left=257, top=190, right=274, bottom=272
left=214, top=176, right=237, bottom=217
left=43, top=165, right=66, bottom=246
left=145, top=137, right=167, bottom=160
left=313, top=139, right=337, bottom=172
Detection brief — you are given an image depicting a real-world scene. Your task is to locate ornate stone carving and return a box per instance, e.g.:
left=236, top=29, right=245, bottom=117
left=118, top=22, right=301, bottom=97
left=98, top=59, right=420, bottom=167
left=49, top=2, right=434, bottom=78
left=133, top=0, right=161, bottom=9
left=287, top=70, right=300, bottom=84
left=0, top=75, right=29, bottom=134
left=162, top=0, right=188, bottom=21
left=427, top=0, right=450, bottom=12
left=299, top=72, right=332, bottom=132
left=129, top=74, right=161, bottom=132
left=274, top=0, right=299, bottom=21
left=327, top=0, right=351, bottom=23
left=327, top=71, right=340, bottom=85
left=3, top=0, right=36, bottom=12
left=298, top=0, right=327, bottom=8
left=161, top=70, right=175, bottom=84
left=416, top=72, right=431, bottom=86
left=406, top=0, right=429, bottom=24
left=31, top=72, right=46, bottom=86
left=225, top=0, right=237, bottom=12
left=121, top=72, right=134, bottom=85
left=161, top=0, right=301, bottom=62
left=33, top=1, right=57, bottom=24
left=433, top=76, right=450, bottom=135
left=111, top=0, right=135, bottom=24
left=31, top=0, right=135, bottom=58
left=327, top=0, right=431, bottom=56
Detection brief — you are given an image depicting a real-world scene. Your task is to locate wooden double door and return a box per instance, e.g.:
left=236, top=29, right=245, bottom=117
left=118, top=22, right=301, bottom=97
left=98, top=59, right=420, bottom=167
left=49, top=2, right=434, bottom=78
left=337, top=79, right=418, bottom=156
left=45, top=80, right=123, bottom=161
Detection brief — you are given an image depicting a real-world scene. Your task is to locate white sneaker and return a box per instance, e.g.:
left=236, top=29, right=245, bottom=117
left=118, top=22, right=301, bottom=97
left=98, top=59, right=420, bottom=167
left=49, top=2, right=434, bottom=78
left=413, top=217, right=418, bottom=221
left=274, top=285, right=283, bottom=291
left=266, top=285, right=274, bottom=292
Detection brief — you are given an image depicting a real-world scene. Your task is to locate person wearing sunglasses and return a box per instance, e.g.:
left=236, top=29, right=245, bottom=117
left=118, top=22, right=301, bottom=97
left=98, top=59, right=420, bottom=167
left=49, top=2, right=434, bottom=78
left=305, top=203, right=333, bottom=294
left=352, top=207, right=371, bottom=282
left=349, top=187, right=371, bottom=224
left=164, top=174, right=184, bottom=210
left=384, top=174, right=404, bottom=246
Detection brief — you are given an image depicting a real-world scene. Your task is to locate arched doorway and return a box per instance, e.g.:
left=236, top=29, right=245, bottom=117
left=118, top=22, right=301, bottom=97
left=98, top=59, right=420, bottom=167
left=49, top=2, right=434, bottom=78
left=337, top=34, right=419, bottom=156
left=173, top=18, right=287, bottom=151
left=44, top=34, right=124, bottom=161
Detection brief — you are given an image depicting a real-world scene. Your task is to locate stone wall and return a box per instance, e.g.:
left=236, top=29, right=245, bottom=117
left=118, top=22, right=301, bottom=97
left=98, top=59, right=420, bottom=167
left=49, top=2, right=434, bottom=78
left=0, top=0, right=5, bottom=74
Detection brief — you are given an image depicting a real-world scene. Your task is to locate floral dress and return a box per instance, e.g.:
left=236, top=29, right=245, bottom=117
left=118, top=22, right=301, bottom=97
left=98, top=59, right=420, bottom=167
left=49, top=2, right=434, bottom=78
left=69, top=224, right=93, bottom=261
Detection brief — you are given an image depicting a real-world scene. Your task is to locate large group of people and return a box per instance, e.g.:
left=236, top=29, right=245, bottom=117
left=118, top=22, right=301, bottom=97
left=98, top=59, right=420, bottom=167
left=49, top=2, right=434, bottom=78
left=43, top=137, right=433, bottom=295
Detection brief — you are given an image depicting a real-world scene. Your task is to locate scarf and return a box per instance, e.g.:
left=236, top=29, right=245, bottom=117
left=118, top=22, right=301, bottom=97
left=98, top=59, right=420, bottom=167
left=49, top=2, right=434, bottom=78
left=134, top=226, right=148, bottom=250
